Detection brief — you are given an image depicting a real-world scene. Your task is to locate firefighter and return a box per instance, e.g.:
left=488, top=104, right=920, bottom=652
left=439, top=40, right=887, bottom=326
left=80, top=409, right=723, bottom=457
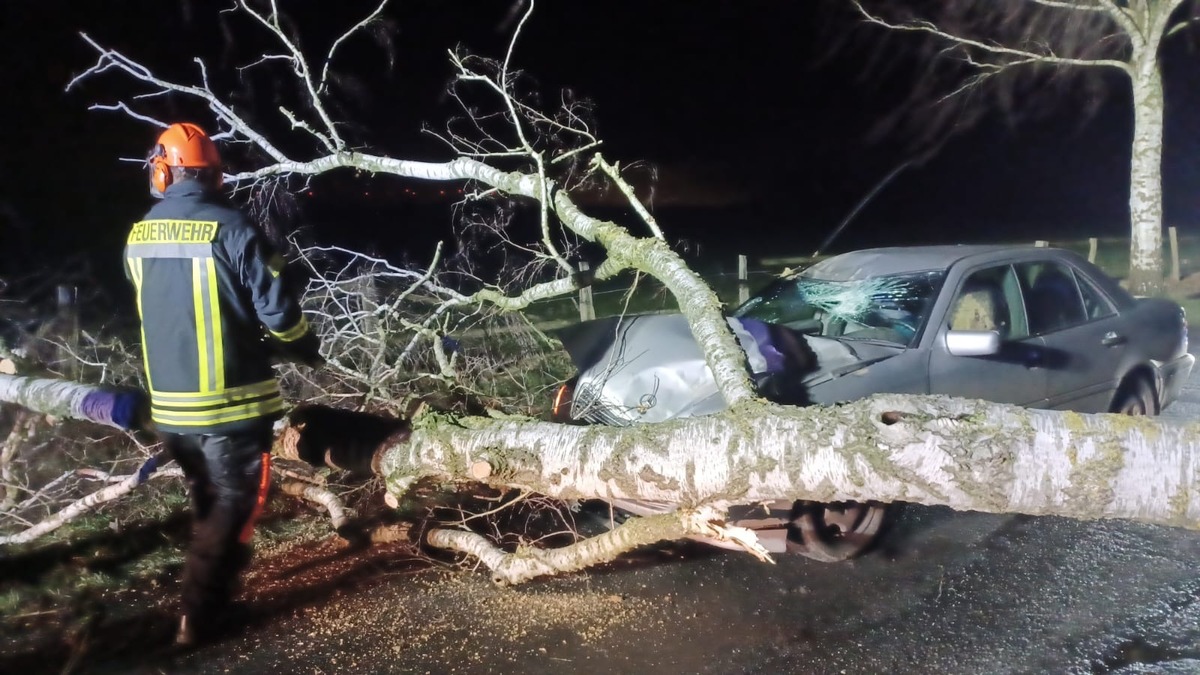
left=126, top=122, right=322, bottom=646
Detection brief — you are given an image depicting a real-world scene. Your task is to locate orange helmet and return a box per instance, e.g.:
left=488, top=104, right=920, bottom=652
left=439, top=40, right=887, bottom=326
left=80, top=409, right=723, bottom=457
left=148, top=122, right=222, bottom=195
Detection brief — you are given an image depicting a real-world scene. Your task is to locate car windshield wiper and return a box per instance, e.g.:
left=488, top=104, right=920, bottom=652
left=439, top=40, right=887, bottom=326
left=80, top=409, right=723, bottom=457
left=835, top=335, right=907, bottom=348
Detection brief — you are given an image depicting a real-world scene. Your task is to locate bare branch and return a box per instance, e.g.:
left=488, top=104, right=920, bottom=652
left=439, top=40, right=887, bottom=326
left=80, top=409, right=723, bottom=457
left=1151, top=0, right=1191, bottom=43
left=236, top=0, right=343, bottom=151
left=320, top=0, right=391, bottom=93
left=590, top=154, right=666, bottom=240
left=87, top=103, right=169, bottom=129
left=1030, top=0, right=1106, bottom=11
left=0, top=463, right=182, bottom=546
left=71, top=32, right=294, bottom=164
left=1099, top=0, right=1149, bottom=43
left=425, top=505, right=771, bottom=586
left=850, top=0, right=1133, bottom=74
left=1165, top=14, right=1200, bottom=37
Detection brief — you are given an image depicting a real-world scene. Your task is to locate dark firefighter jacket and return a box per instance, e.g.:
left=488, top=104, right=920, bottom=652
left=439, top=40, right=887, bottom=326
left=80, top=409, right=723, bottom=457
left=125, top=180, right=315, bottom=435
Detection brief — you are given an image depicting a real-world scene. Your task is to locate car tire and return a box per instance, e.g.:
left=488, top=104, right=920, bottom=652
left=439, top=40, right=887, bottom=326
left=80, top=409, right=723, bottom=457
left=785, top=500, right=889, bottom=563
left=1110, top=376, right=1156, bottom=416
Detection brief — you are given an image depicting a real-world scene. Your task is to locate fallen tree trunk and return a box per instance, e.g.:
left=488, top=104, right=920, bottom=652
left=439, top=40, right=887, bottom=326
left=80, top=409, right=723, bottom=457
left=0, top=374, right=145, bottom=431
left=6, top=373, right=1200, bottom=582
left=381, top=395, right=1200, bottom=529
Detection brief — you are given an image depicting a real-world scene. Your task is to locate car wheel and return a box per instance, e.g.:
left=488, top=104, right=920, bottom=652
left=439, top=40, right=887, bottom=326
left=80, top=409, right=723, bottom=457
left=1110, top=376, right=1155, bottom=416
left=786, top=500, right=889, bottom=562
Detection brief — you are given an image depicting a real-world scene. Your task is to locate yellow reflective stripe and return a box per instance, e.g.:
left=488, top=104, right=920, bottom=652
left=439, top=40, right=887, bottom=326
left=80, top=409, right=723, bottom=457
left=127, top=257, right=144, bottom=318
left=206, top=257, right=225, bottom=391
left=270, top=315, right=310, bottom=343
left=151, top=396, right=286, bottom=425
left=192, top=259, right=210, bottom=392
left=150, top=379, right=278, bottom=398
left=127, top=257, right=143, bottom=294
left=128, top=257, right=152, bottom=390
left=150, top=380, right=280, bottom=405
left=153, top=396, right=283, bottom=418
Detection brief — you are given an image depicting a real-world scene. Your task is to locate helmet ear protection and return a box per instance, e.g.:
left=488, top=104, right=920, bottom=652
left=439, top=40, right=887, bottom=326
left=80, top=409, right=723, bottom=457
left=148, top=143, right=171, bottom=197
left=146, top=123, right=223, bottom=198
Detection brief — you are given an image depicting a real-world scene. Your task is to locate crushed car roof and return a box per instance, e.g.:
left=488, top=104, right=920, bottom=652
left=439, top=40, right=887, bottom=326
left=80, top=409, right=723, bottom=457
left=802, top=245, right=1019, bottom=281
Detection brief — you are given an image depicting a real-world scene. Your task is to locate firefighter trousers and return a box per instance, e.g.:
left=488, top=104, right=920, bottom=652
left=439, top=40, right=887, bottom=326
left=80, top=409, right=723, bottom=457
left=161, top=425, right=273, bottom=622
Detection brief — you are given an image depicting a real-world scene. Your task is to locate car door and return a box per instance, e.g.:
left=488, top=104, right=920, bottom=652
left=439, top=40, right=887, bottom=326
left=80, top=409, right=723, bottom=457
left=1017, top=260, right=1125, bottom=413
left=928, top=263, right=1049, bottom=406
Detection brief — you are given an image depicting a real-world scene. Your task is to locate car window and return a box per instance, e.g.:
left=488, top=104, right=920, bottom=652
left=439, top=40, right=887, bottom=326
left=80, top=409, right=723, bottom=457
left=948, top=265, right=1027, bottom=340
left=1076, top=272, right=1117, bottom=320
left=1016, top=261, right=1086, bottom=335
left=734, top=270, right=946, bottom=348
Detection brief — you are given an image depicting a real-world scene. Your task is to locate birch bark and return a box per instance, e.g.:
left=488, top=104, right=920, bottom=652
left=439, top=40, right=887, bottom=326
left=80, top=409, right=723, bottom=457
left=381, top=395, right=1200, bottom=529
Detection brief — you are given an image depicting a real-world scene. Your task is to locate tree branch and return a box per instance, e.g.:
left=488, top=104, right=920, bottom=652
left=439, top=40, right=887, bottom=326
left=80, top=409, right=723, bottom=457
left=237, top=0, right=343, bottom=151
left=1030, top=0, right=1106, bottom=11
left=426, top=505, right=770, bottom=586
left=851, top=0, right=1133, bottom=74
left=70, top=33, right=293, bottom=164
left=320, top=0, right=390, bottom=94
left=590, top=154, right=667, bottom=240
left=0, top=463, right=182, bottom=546
left=281, top=480, right=352, bottom=532
left=1099, top=0, right=1149, bottom=43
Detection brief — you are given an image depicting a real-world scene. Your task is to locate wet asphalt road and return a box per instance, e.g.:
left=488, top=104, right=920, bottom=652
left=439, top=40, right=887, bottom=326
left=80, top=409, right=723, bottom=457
left=732, top=343, right=1200, bottom=675
left=157, top=349, right=1200, bottom=675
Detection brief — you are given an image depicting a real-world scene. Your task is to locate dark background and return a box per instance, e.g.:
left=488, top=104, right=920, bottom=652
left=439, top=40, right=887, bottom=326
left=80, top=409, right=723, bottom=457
left=2, top=0, right=1199, bottom=294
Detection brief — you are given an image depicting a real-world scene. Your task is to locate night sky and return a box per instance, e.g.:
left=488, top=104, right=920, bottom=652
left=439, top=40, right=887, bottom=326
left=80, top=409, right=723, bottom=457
left=2, top=1, right=1199, bottom=291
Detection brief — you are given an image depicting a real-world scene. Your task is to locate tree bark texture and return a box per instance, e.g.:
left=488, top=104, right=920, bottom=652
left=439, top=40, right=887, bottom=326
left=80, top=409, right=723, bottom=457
left=427, top=512, right=693, bottom=585
left=382, top=395, right=1200, bottom=529
left=1126, top=50, right=1167, bottom=295
left=0, top=374, right=144, bottom=430
left=5, top=373, right=1200, bottom=530
left=8, top=367, right=1200, bottom=584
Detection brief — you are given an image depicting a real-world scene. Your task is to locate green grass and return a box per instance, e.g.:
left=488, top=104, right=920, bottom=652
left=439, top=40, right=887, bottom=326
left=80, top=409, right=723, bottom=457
left=1033, top=235, right=1200, bottom=327
left=1041, top=235, right=1200, bottom=281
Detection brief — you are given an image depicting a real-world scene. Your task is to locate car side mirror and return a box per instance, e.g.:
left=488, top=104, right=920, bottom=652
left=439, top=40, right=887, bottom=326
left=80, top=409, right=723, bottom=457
left=945, top=330, right=1001, bottom=357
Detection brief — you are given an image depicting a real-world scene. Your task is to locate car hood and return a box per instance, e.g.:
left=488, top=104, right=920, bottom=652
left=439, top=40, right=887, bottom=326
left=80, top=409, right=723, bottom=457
left=554, top=313, right=902, bottom=426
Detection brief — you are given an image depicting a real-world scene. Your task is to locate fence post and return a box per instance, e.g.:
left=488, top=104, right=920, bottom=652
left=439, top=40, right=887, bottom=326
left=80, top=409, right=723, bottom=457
left=1034, top=240, right=1049, bottom=248
left=578, top=261, right=595, bottom=321
left=55, top=284, right=79, bottom=378
left=1088, top=237, right=1098, bottom=263
left=1169, top=226, right=1181, bottom=283
left=737, top=254, right=749, bottom=305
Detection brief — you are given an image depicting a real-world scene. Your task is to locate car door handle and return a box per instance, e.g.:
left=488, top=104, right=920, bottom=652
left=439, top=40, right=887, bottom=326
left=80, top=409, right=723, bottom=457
left=1101, top=331, right=1126, bottom=347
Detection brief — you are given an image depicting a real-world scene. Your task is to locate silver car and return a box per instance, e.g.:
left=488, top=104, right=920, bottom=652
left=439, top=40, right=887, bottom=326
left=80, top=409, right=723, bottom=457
left=553, top=245, right=1195, bottom=561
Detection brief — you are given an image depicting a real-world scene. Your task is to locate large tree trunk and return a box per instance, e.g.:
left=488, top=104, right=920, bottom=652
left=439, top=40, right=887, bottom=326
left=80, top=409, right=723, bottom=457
left=1125, top=47, right=1167, bottom=295
left=8, top=372, right=1200, bottom=583
left=382, top=395, right=1200, bottom=529
left=8, top=373, right=1200, bottom=529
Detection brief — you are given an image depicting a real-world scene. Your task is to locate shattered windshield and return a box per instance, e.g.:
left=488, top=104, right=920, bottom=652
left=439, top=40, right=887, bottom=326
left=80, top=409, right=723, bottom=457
left=733, top=270, right=946, bottom=348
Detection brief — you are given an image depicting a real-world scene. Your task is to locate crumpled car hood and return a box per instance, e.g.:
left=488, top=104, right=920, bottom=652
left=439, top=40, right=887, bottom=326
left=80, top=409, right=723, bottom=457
left=554, top=314, right=898, bottom=426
